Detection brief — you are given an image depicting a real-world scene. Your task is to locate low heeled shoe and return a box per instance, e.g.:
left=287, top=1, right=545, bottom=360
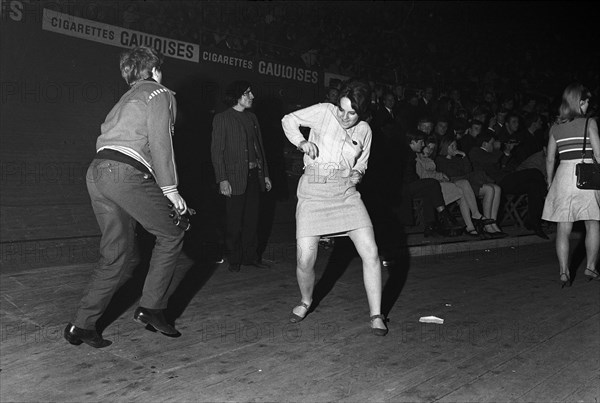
left=370, top=314, right=389, bottom=336
left=133, top=307, right=180, bottom=337
left=64, top=323, right=112, bottom=348
left=584, top=268, right=599, bottom=281
left=289, top=302, right=311, bottom=323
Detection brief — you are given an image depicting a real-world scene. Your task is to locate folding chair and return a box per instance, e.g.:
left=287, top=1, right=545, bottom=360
left=501, top=194, right=528, bottom=228
left=412, top=198, right=424, bottom=227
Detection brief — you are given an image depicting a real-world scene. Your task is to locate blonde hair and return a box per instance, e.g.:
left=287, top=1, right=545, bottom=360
left=557, top=82, right=591, bottom=122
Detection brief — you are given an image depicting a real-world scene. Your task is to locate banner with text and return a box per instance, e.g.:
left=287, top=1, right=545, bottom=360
left=41, top=8, right=321, bottom=86
left=41, top=8, right=199, bottom=63
left=200, top=49, right=320, bottom=86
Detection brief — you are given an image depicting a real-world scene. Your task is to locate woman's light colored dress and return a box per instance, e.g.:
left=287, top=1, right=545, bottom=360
left=282, top=103, right=374, bottom=238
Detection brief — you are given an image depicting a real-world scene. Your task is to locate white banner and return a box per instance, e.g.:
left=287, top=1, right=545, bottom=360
left=41, top=8, right=199, bottom=63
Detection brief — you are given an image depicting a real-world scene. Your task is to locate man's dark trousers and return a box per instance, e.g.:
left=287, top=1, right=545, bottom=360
left=225, top=167, right=260, bottom=265
left=74, top=159, right=185, bottom=330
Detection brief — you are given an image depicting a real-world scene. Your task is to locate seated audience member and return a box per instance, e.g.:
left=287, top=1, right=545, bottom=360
left=452, top=117, right=469, bottom=141
left=324, top=87, right=339, bottom=104
left=458, top=119, right=484, bottom=154
left=501, top=112, right=521, bottom=144
left=517, top=147, right=547, bottom=180
left=416, top=136, right=502, bottom=237
left=472, top=107, right=490, bottom=129
left=436, top=135, right=506, bottom=236
left=417, top=116, right=434, bottom=136
left=512, top=112, right=546, bottom=165
left=417, top=86, right=435, bottom=118
left=400, top=130, right=463, bottom=237
left=397, top=90, right=420, bottom=134
left=433, top=118, right=450, bottom=140
left=469, top=131, right=549, bottom=239
left=373, top=91, right=399, bottom=138
left=517, top=131, right=549, bottom=181
left=489, top=107, right=509, bottom=141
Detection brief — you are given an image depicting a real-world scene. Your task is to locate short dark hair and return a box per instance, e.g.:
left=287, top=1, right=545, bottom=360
left=382, top=90, right=395, bottom=99
left=438, top=134, right=457, bottom=157
left=418, top=116, right=434, bottom=125
left=470, top=119, right=483, bottom=128
left=453, top=118, right=469, bottom=132
left=224, top=80, right=251, bottom=107
left=406, top=130, right=426, bottom=145
left=120, top=46, right=163, bottom=86
left=338, top=79, right=372, bottom=120
left=524, top=112, right=540, bottom=128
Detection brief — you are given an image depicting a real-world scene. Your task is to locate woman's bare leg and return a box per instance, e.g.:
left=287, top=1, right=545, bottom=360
left=348, top=226, right=385, bottom=330
left=292, top=236, right=320, bottom=317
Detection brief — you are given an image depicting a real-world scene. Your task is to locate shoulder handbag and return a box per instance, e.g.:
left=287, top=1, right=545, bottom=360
left=575, top=117, right=600, bottom=190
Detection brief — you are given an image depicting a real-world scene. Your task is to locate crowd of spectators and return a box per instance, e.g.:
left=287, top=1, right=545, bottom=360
left=57, top=1, right=597, bottom=103
left=49, top=1, right=599, bottom=245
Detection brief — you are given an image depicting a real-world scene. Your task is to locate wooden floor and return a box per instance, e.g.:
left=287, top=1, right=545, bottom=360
left=1, top=238, right=599, bottom=402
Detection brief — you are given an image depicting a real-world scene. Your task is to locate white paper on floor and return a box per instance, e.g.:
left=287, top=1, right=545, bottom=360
left=419, top=316, right=444, bottom=324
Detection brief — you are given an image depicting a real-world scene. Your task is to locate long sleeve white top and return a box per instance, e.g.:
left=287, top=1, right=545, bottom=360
left=281, top=103, right=372, bottom=174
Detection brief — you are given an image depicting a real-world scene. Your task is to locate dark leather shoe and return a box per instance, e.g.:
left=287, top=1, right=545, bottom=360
left=64, top=323, right=112, bottom=348
left=133, top=307, right=180, bottom=337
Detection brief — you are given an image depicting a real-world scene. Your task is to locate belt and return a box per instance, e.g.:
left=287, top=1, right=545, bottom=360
left=95, top=149, right=152, bottom=176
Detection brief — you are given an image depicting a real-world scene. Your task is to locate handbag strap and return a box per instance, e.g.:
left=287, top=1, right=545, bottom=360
left=581, top=117, right=590, bottom=162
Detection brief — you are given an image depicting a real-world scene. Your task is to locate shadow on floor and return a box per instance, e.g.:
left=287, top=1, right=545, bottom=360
left=96, top=228, right=221, bottom=333
left=308, top=232, right=412, bottom=320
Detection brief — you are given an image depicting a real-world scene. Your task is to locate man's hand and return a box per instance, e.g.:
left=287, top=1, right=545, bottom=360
left=166, top=192, right=188, bottom=214
left=219, top=180, right=232, bottom=197
left=265, top=177, right=272, bottom=191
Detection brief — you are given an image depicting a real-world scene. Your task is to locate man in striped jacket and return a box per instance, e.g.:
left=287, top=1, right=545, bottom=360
left=211, top=81, right=272, bottom=272
left=64, top=46, right=189, bottom=348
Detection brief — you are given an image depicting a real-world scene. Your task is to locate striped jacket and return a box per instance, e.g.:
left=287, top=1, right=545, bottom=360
left=96, top=79, right=179, bottom=196
left=211, top=108, right=269, bottom=195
